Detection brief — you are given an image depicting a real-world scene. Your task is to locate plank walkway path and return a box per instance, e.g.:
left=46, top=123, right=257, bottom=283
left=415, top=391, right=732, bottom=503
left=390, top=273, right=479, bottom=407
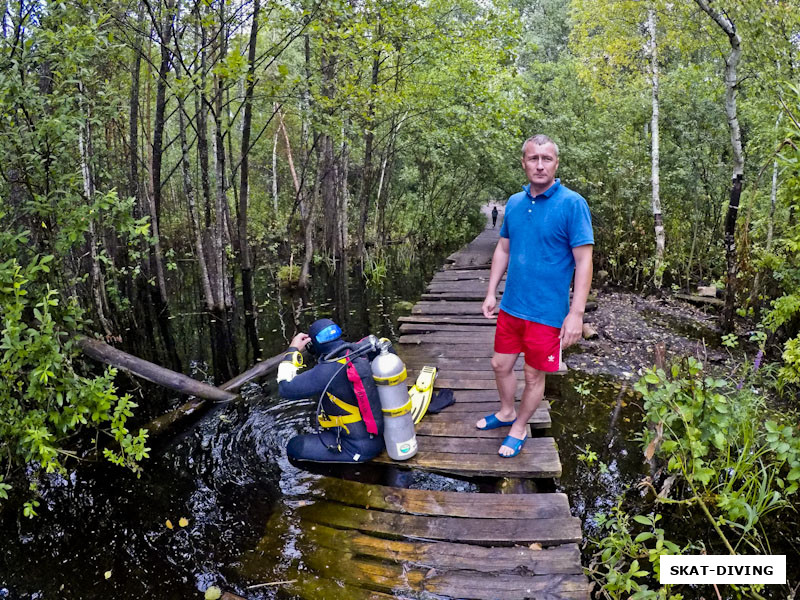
left=270, top=210, right=589, bottom=599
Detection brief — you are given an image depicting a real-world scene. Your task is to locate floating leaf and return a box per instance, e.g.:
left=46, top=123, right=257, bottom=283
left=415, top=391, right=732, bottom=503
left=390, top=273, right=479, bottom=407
left=165, top=519, right=174, bottom=529
left=205, top=586, right=222, bottom=600
left=104, top=570, right=112, bottom=579
left=179, top=517, right=189, bottom=527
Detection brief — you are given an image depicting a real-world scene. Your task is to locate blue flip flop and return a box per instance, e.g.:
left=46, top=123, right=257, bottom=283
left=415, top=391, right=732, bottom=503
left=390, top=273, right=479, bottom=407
left=477, top=413, right=515, bottom=430
left=499, top=434, right=527, bottom=458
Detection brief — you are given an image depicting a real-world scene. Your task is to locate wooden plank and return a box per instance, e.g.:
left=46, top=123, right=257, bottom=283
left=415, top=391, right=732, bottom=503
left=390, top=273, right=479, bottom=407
left=414, top=435, right=559, bottom=458
left=398, top=315, right=496, bottom=325
left=397, top=344, right=496, bottom=358
left=433, top=378, right=516, bottom=390
left=417, top=418, right=547, bottom=436
left=400, top=334, right=494, bottom=345
left=405, top=358, right=524, bottom=371
left=298, top=545, right=588, bottom=599
left=313, top=477, right=571, bottom=519
left=297, top=502, right=581, bottom=545
left=422, top=407, right=549, bottom=427
left=400, top=323, right=500, bottom=334
left=431, top=269, right=491, bottom=279
left=303, top=525, right=582, bottom=574
left=411, top=301, right=485, bottom=315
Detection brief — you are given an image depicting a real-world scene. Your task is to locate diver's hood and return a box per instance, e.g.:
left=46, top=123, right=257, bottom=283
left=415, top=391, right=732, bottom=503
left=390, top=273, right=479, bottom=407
left=308, top=318, right=346, bottom=357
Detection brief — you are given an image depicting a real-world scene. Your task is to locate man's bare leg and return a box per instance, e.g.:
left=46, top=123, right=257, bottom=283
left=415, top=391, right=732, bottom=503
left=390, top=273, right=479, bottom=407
left=476, top=352, right=518, bottom=428
left=499, top=363, right=545, bottom=456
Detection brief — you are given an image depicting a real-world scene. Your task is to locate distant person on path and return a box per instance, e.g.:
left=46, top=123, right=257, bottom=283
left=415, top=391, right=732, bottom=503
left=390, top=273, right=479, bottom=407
left=491, top=205, right=499, bottom=228
left=478, top=134, right=594, bottom=457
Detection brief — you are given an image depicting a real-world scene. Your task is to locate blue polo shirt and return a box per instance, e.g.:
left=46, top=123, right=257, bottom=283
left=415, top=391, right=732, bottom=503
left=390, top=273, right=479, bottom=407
left=499, top=179, right=593, bottom=328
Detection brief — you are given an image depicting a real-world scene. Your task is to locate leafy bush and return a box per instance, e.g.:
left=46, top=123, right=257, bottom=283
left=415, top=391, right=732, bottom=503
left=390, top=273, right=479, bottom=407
left=0, top=224, right=149, bottom=513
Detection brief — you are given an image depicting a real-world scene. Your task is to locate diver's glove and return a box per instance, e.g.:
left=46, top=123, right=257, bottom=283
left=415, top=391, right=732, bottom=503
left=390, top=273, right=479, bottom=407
left=277, top=347, right=304, bottom=383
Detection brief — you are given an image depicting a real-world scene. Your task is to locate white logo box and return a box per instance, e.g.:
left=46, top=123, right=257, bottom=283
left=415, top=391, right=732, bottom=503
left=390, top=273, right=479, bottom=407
left=660, top=555, right=786, bottom=584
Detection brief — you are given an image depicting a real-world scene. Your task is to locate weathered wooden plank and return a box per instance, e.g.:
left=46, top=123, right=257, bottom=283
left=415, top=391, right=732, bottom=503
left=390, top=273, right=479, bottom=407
left=398, top=315, right=496, bottom=325
left=304, top=525, right=582, bottom=574
left=400, top=333, right=495, bottom=345
left=400, top=323, right=500, bottom=334
left=433, top=378, right=516, bottom=390
left=422, top=406, right=549, bottom=427
left=297, top=502, right=581, bottom=545
left=417, top=418, right=546, bottom=436
left=397, top=344, right=496, bottom=358
left=313, top=477, right=571, bottom=519
left=411, top=301, right=485, bottom=315
left=431, top=269, right=491, bottom=280
left=298, top=545, right=589, bottom=598
left=414, top=435, right=559, bottom=458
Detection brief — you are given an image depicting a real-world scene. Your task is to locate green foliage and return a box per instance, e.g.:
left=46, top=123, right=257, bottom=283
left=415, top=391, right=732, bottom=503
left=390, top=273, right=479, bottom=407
left=588, top=502, right=684, bottom=600
left=635, top=358, right=799, bottom=548
left=277, top=264, right=301, bottom=286
left=0, top=223, right=149, bottom=510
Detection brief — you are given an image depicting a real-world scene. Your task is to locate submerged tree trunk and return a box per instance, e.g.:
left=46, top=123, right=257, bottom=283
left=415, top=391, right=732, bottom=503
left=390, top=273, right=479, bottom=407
left=647, top=5, right=665, bottom=289
left=695, top=0, right=743, bottom=332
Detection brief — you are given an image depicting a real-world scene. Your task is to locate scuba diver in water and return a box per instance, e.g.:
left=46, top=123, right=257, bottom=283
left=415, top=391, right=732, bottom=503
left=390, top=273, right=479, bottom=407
left=277, top=319, right=386, bottom=463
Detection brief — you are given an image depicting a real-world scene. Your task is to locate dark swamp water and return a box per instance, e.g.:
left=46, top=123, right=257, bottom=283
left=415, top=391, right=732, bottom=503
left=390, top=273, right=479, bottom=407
left=1, top=242, right=798, bottom=599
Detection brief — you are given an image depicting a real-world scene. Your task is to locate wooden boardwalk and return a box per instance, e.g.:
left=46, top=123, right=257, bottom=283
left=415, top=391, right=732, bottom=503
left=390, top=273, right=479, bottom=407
left=257, top=212, right=589, bottom=599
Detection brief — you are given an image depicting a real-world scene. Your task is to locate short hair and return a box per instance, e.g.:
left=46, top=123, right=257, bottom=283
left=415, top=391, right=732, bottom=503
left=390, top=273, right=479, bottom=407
left=521, top=134, right=559, bottom=158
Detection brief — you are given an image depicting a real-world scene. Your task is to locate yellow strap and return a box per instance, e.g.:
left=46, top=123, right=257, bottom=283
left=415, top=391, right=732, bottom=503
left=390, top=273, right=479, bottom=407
left=373, top=367, right=408, bottom=386
left=382, top=397, right=412, bottom=417
left=317, top=394, right=362, bottom=435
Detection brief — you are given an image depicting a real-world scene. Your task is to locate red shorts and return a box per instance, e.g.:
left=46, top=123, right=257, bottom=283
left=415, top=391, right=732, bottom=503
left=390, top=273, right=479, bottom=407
left=494, top=310, right=562, bottom=372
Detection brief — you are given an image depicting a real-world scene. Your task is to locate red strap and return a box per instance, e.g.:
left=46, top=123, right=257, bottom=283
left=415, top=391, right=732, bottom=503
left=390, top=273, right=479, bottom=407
left=345, top=351, right=378, bottom=435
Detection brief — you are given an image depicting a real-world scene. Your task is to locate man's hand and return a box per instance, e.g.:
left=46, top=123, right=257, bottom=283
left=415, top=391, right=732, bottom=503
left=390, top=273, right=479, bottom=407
left=290, top=332, right=311, bottom=350
left=560, top=312, right=583, bottom=348
left=482, top=294, right=497, bottom=319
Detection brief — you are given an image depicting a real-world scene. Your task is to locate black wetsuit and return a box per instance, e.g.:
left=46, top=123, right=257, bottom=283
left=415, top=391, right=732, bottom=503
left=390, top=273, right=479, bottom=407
left=279, top=347, right=385, bottom=462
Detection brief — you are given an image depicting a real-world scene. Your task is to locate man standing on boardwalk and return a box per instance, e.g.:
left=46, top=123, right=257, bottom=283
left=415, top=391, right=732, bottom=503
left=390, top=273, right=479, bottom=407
left=478, top=135, right=594, bottom=457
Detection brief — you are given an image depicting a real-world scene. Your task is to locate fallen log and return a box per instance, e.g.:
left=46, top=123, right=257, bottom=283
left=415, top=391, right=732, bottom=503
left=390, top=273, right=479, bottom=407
left=76, top=336, right=237, bottom=402
left=147, top=353, right=287, bottom=435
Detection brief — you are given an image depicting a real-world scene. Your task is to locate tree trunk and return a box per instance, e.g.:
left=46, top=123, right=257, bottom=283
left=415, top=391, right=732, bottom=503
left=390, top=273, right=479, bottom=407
left=647, top=5, right=665, bottom=289
left=78, top=99, right=113, bottom=337
left=176, top=62, right=214, bottom=312
left=272, top=123, right=279, bottom=217
left=694, top=0, right=743, bottom=332
left=356, top=39, right=381, bottom=264
left=195, top=15, right=212, bottom=230
left=148, top=0, right=175, bottom=306
left=298, top=34, right=314, bottom=290
left=238, top=0, right=260, bottom=321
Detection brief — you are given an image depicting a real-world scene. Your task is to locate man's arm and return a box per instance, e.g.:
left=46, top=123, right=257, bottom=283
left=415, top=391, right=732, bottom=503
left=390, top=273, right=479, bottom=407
left=560, top=244, right=593, bottom=347
left=482, top=237, right=510, bottom=318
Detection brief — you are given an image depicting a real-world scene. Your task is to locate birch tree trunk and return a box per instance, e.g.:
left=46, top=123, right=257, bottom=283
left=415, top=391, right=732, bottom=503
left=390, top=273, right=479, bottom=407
left=695, top=0, right=743, bottom=332
left=298, top=34, right=315, bottom=290
left=78, top=98, right=113, bottom=336
left=647, top=5, right=665, bottom=289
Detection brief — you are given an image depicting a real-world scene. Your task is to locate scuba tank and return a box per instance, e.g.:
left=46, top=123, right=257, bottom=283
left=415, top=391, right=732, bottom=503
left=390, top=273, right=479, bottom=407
left=371, top=343, right=418, bottom=460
